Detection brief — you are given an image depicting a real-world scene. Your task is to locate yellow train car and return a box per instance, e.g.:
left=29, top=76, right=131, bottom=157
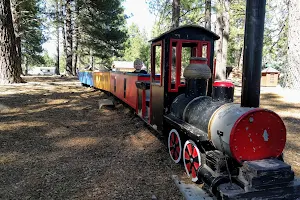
left=93, top=71, right=111, bottom=92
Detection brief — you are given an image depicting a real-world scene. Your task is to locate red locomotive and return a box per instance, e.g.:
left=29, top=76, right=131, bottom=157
left=79, top=0, right=300, bottom=199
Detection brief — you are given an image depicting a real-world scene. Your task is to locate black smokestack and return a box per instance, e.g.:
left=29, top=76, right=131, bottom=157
left=241, top=0, right=266, bottom=107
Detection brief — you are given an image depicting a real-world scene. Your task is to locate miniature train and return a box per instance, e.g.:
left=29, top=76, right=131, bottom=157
left=78, top=1, right=300, bottom=199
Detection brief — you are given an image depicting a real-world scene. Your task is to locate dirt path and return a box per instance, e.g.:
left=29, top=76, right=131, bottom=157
left=0, top=76, right=183, bottom=200
left=1, top=76, right=299, bottom=199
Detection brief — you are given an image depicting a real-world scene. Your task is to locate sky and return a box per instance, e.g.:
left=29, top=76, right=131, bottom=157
left=43, top=0, right=155, bottom=58
left=123, top=0, right=155, bottom=35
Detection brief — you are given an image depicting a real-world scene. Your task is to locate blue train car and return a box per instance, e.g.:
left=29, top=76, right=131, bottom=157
left=78, top=71, right=94, bottom=87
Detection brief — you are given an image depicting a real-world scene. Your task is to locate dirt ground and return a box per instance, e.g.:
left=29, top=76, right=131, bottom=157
left=0, top=76, right=300, bottom=199
left=0, top=76, right=184, bottom=200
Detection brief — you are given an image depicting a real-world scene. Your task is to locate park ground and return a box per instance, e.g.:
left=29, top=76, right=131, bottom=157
left=0, top=76, right=300, bottom=199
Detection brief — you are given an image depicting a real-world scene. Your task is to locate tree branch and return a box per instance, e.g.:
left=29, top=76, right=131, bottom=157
left=180, top=6, right=204, bottom=18
left=269, top=21, right=287, bottom=52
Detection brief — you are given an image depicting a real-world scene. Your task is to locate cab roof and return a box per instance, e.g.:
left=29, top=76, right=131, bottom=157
left=149, top=25, right=220, bottom=43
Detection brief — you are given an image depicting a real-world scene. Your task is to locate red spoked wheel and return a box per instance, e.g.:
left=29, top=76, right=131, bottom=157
left=168, top=129, right=182, bottom=164
left=183, top=140, right=202, bottom=182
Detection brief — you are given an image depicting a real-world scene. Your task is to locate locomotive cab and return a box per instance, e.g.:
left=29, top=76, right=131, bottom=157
left=145, top=25, right=220, bottom=131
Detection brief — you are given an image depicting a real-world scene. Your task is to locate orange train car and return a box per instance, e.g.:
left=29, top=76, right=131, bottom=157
left=93, top=71, right=111, bottom=92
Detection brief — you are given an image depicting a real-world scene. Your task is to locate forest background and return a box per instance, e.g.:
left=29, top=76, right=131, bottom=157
left=0, top=0, right=298, bottom=89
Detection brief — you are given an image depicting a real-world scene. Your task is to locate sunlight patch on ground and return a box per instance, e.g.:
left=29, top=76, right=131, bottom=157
left=284, top=150, right=300, bottom=176
left=99, top=109, right=114, bottom=115
left=280, top=89, right=300, bottom=103
left=80, top=93, right=95, bottom=99
left=69, top=106, right=90, bottom=111
left=24, top=103, right=80, bottom=113
left=51, top=104, right=78, bottom=110
left=261, top=86, right=300, bottom=104
left=26, top=106, right=54, bottom=113
left=1, top=85, right=55, bottom=95
left=55, top=137, right=101, bottom=148
left=0, top=109, right=23, bottom=116
left=0, top=152, right=20, bottom=164
left=274, top=111, right=300, bottom=118
left=0, top=121, right=48, bottom=131
left=45, top=127, right=71, bottom=138
left=286, top=139, right=300, bottom=149
left=125, top=130, right=158, bottom=151
left=45, top=99, right=70, bottom=105
left=0, top=103, right=10, bottom=111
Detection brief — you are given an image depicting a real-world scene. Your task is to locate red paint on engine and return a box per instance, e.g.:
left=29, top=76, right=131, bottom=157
left=230, top=109, right=286, bottom=163
left=213, top=81, right=234, bottom=88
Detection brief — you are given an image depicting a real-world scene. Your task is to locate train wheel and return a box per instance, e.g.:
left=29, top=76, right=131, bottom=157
left=183, top=140, right=201, bottom=182
left=168, top=129, right=182, bottom=164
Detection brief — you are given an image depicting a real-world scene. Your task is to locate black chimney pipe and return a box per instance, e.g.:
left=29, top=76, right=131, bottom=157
left=241, top=0, right=266, bottom=107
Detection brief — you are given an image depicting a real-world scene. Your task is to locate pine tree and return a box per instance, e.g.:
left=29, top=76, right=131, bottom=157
left=77, top=0, right=127, bottom=64
left=18, top=0, right=44, bottom=74
left=60, top=0, right=67, bottom=56
left=285, top=0, right=300, bottom=89
left=148, top=0, right=206, bottom=36
left=204, top=0, right=211, bottom=30
left=65, top=0, right=73, bottom=75
left=215, top=0, right=230, bottom=80
left=172, top=0, right=180, bottom=28
left=227, top=0, right=245, bottom=69
left=55, top=0, right=60, bottom=75
left=10, top=0, right=22, bottom=76
left=0, top=0, right=22, bottom=84
left=73, top=0, right=79, bottom=75
left=123, top=24, right=150, bottom=68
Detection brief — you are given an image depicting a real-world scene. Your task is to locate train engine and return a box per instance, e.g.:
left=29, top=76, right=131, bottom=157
left=166, top=56, right=300, bottom=199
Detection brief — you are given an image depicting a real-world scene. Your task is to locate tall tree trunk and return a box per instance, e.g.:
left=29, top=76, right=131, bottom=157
left=10, top=0, right=22, bottom=76
left=0, top=0, right=22, bottom=84
left=73, top=0, right=79, bottom=75
left=204, top=0, right=211, bottom=30
left=238, top=47, right=243, bottom=70
left=285, top=0, right=300, bottom=89
left=172, top=0, right=180, bottom=28
left=60, top=0, right=67, bottom=56
left=215, top=0, right=230, bottom=81
left=89, top=49, right=94, bottom=70
left=65, top=0, right=73, bottom=75
left=55, top=0, right=60, bottom=75
left=24, top=56, right=28, bottom=75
